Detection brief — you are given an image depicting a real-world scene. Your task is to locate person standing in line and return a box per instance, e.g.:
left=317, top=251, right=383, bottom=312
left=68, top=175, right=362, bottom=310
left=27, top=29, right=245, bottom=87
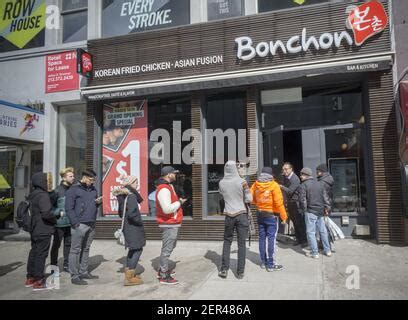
left=299, top=168, right=332, bottom=259
left=316, top=164, right=334, bottom=215
left=114, top=175, right=145, bottom=286
left=280, top=162, right=307, bottom=247
left=49, top=167, right=75, bottom=272
left=218, top=161, right=252, bottom=280
left=156, top=166, right=186, bottom=285
left=250, top=167, right=287, bottom=272
left=66, top=169, right=102, bottom=285
left=25, top=172, right=57, bottom=291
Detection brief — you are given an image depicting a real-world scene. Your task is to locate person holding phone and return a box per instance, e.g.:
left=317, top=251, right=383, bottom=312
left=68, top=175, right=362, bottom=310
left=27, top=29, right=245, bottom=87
left=65, top=169, right=102, bottom=285
left=156, top=166, right=186, bottom=285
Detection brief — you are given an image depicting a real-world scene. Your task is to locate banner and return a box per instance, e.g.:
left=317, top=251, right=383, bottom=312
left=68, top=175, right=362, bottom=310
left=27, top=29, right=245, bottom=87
left=102, top=100, right=148, bottom=216
left=0, top=0, right=46, bottom=52
left=46, top=51, right=79, bottom=93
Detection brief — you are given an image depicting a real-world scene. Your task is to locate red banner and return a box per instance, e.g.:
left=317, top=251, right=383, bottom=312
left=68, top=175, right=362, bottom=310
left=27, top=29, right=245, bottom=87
left=102, top=100, right=149, bottom=215
left=45, top=51, right=79, bottom=93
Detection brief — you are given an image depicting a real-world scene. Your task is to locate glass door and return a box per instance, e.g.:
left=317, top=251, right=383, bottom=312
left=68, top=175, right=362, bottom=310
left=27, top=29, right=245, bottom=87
left=262, top=125, right=284, bottom=177
left=0, top=147, right=16, bottom=229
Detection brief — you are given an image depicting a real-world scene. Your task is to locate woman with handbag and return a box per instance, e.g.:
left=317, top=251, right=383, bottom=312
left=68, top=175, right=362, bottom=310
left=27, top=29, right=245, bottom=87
left=113, top=175, right=145, bottom=286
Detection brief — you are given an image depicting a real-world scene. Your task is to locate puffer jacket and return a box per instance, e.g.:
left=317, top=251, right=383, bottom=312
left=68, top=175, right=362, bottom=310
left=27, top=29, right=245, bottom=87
left=250, top=178, right=287, bottom=221
left=114, top=187, right=146, bottom=250
left=29, top=172, right=56, bottom=237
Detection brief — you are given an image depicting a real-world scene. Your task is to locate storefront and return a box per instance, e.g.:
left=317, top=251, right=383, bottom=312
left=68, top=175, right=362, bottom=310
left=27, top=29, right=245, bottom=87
left=0, top=101, right=44, bottom=230
left=81, top=1, right=406, bottom=244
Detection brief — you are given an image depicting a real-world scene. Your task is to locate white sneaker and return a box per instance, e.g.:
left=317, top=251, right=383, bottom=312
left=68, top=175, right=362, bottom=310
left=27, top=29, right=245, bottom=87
left=305, top=252, right=319, bottom=259
left=324, top=251, right=332, bottom=257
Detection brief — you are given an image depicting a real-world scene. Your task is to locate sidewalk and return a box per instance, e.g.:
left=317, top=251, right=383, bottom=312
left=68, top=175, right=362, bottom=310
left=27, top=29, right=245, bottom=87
left=0, top=238, right=407, bottom=300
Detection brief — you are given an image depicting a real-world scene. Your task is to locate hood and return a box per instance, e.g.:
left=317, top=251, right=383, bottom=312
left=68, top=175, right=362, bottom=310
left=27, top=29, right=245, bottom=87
left=258, top=172, right=274, bottom=183
left=112, top=187, right=130, bottom=197
left=318, top=173, right=334, bottom=186
left=223, top=160, right=241, bottom=180
left=32, top=172, right=53, bottom=192
left=252, top=180, right=276, bottom=192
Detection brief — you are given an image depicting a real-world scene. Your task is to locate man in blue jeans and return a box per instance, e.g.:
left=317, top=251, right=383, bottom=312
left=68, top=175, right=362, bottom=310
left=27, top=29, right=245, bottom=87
left=299, top=167, right=332, bottom=259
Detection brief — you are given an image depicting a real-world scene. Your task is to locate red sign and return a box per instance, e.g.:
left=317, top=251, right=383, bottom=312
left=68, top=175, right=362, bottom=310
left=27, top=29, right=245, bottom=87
left=45, top=51, right=79, bottom=93
left=347, top=1, right=388, bottom=46
left=102, top=100, right=149, bottom=215
left=77, top=49, right=93, bottom=78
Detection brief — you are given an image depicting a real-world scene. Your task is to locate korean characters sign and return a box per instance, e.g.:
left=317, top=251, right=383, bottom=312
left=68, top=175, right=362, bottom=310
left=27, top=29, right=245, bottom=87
left=346, top=0, right=388, bottom=46
left=46, top=51, right=79, bottom=93
left=102, top=100, right=149, bottom=216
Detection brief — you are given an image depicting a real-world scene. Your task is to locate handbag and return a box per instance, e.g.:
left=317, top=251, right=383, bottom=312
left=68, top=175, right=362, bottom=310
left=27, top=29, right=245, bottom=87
left=114, top=196, right=128, bottom=246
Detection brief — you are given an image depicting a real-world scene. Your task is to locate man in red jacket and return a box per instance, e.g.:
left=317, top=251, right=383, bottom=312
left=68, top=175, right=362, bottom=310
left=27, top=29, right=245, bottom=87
left=156, top=166, right=187, bottom=285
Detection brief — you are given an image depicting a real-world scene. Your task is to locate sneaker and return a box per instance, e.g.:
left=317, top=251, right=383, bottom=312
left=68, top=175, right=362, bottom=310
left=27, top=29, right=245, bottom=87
left=260, top=263, right=266, bottom=269
left=80, top=273, right=99, bottom=280
left=237, top=273, right=244, bottom=279
left=324, top=251, right=332, bottom=257
left=266, top=264, right=283, bottom=272
left=71, top=278, right=88, bottom=285
left=159, top=274, right=179, bottom=285
left=218, top=270, right=228, bottom=279
left=25, top=278, right=36, bottom=288
left=32, top=279, right=54, bottom=291
left=305, top=252, right=319, bottom=259
left=156, top=270, right=176, bottom=279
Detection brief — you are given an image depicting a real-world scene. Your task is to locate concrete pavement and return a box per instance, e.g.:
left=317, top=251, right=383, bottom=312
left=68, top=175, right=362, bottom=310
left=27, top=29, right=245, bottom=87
left=0, top=238, right=407, bottom=300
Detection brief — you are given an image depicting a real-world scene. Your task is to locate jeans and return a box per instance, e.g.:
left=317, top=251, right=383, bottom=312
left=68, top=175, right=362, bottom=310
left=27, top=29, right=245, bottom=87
left=27, top=235, right=52, bottom=280
left=305, top=212, right=331, bottom=256
left=257, top=215, right=279, bottom=268
left=221, top=214, right=248, bottom=275
left=159, top=227, right=179, bottom=275
left=127, top=248, right=143, bottom=270
left=50, top=227, right=71, bottom=268
left=69, top=223, right=95, bottom=280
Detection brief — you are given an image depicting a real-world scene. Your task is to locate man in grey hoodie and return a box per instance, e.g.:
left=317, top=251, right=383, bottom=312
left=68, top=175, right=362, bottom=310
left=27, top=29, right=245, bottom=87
left=218, top=161, right=253, bottom=279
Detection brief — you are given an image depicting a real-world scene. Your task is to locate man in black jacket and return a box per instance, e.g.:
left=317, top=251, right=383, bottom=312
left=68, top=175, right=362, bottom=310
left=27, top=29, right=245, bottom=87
left=299, top=167, right=331, bottom=259
left=66, top=169, right=102, bottom=285
left=316, top=163, right=334, bottom=214
left=280, top=162, right=307, bottom=246
left=26, top=172, right=57, bottom=291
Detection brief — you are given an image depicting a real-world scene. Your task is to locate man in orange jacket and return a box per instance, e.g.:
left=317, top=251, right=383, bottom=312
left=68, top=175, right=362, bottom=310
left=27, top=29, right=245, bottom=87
left=250, top=167, right=287, bottom=272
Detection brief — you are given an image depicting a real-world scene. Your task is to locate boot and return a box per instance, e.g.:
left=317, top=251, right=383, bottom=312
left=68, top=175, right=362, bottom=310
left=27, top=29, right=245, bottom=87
left=124, top=268, right=143, bottom=286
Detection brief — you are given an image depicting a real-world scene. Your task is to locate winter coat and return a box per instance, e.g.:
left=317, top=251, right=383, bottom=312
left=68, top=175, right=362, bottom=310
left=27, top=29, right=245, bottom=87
left=50, top=182, right=71, bottom=228
left=299, top=176, right=329, bottom=216
left=281, top=173, right=301, bottom=203
left=250, top=175, right=287, bottom=221
left=65, top=182, right=99, bottom=227
left=29, top=172, right=56, bottom=237
left=318, top=173, right=334, bottom=212
left=156, top=178, right=184, bottom=227
left=114, top=188, right=146, bottom=250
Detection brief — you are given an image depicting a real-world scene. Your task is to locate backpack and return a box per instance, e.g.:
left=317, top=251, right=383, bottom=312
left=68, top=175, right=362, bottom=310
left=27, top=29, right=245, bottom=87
left=16, top=197, right=32, bottom=232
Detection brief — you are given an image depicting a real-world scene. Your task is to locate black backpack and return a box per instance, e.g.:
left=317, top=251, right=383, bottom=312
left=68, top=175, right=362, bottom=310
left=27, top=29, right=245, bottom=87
left=16, top=197, right=32, bottom=232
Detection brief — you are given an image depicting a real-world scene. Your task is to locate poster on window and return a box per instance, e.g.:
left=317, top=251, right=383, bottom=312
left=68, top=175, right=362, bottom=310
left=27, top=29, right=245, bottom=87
left=102, top=100, right=148, bottom=216
left=102, top=0, right=190, bottom=37
left=207, top=0, right=243, bottom=21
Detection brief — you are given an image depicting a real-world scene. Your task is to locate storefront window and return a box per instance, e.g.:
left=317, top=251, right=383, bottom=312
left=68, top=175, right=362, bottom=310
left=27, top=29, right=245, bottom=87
left=262, top=84, right=367, bottom=214
left=102, top=0, right=190, bottom=38
left=208, top=0, right=244, bottom=21
left=62, top=0, right=88, bottom=43
left=58, top=105, right=87, bottom=181
left=147, top=96, right=193, bottom=218
left=258, top=0, right=341, bottom=13
left=205, top=93, right=246, bottom=217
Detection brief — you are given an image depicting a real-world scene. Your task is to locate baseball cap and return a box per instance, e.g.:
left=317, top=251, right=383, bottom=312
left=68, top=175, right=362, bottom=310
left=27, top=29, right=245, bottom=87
left=161, top=166, right=179, bottom=176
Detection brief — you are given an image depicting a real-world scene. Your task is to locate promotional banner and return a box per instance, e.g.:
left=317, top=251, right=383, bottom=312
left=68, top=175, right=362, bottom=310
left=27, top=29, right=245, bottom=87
left=46, top=51, right=79, bottom=93
left=0, top=0, right=46, bottom=52
left=102, top=100, right=148, bottom=216
left=102, top=0, right=190, bottom=37
left=0, top=101, right=44, bottom=142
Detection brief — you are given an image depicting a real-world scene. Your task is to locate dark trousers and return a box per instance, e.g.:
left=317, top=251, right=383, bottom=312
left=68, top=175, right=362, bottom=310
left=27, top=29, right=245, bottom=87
left=50, top=227, right=71, bottom=268
left=287, top=202, right=307, bottom=244
left=221, top=214, right=249, bottom=275
left=127, top=248, right=143, bottom=270
left=27, top=235, right=52, bottom=280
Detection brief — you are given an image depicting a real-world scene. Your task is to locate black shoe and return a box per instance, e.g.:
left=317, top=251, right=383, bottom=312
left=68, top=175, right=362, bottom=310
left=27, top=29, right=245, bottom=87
left=266, top=264, right=283, bottom=272
left=71, top=278, right=88, bottom=285
left=80, top=273, right=99, bottom=280
left=218, top=270, right=228, bottom=279
left=237, top=273, right=244, bottom=279
left=63, top=266, right=69, bottom=273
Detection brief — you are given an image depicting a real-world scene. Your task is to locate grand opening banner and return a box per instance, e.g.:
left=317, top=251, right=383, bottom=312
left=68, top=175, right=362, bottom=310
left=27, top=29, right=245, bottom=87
left=102, top=100, right=148, bottom=216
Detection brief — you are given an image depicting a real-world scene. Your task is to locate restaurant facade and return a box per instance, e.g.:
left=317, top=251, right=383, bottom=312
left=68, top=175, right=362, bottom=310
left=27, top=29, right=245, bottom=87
left=80, top=0, right=407, bottom=244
